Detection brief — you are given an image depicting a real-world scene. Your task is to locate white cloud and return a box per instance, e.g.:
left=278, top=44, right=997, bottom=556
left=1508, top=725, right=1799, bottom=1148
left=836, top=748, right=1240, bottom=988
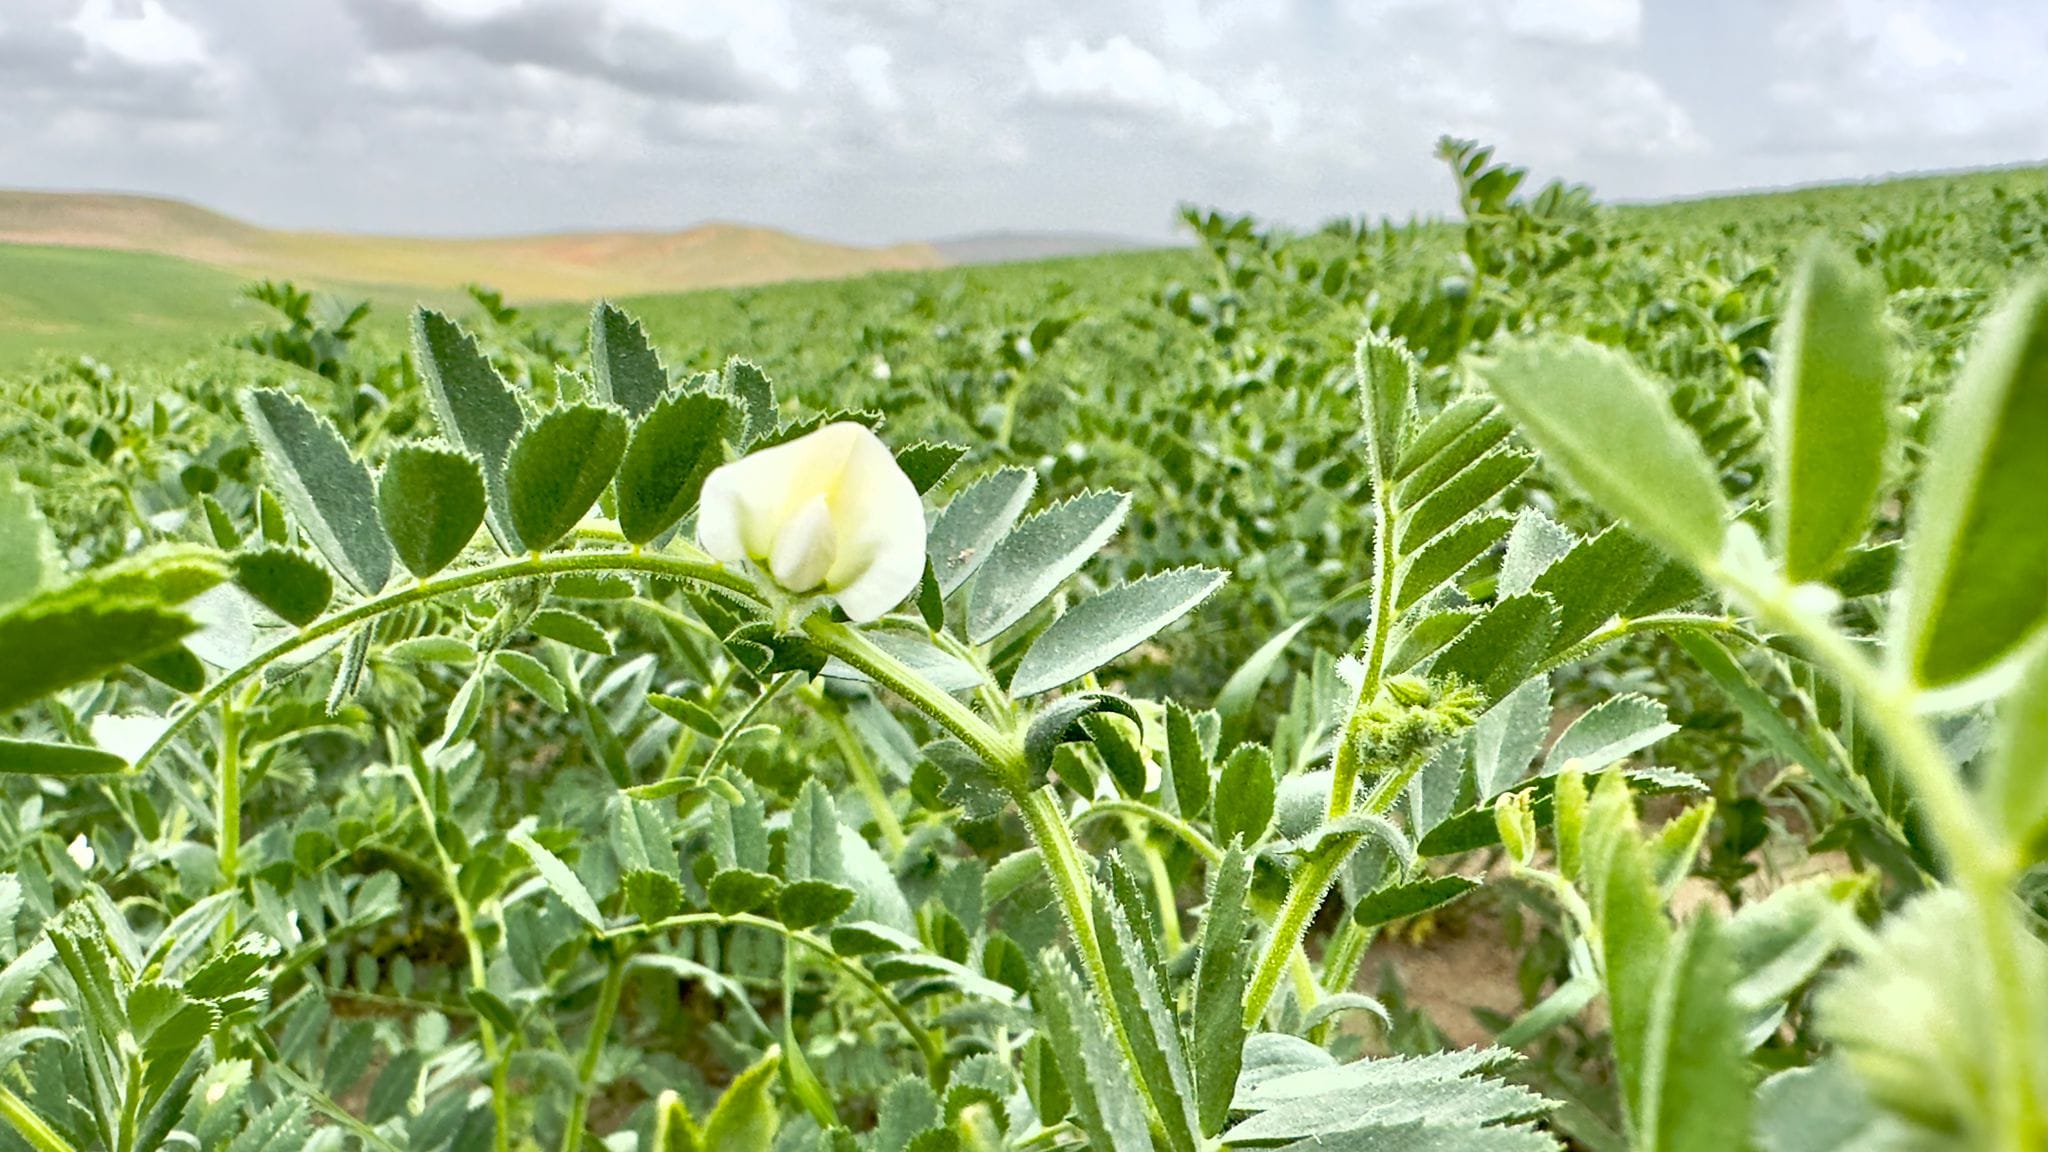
left=1501, top=0, right=1641, bottom=45
left=2, top=0, right=2044, bottom=244
left=1026, top=35, right=1238, bottom=133
left=71, top=0, right=209, bottom=67
left=844, top=43, right=900, bottom=111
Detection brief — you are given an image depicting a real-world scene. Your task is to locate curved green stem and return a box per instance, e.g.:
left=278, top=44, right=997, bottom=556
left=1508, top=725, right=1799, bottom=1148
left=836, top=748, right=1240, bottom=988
left=561, top=950, right=628, bottom=1152
left=1713, top=561, right=2037, bottom=1150
left=802, top=617, right=1022, bottom=778
left=1070, top=799, right=1222, bottom=864
left=613, top=911, right=944, bottom=1080
left=133, top=549, right=756, bottom=774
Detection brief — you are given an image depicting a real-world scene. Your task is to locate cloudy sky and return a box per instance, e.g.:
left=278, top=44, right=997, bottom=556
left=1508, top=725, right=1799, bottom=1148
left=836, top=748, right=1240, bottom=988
left=3, top=0, right=2045, bottom=244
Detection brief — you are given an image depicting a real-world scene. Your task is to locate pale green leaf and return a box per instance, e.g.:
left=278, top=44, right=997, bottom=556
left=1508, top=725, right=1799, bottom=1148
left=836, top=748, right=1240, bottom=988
left=1480, top=338, right=1728, bottom=566
left=1543, top=694, right=1678, bottom=775
left=967, top=489, right=1129, bottom=643
left=414, top=307, right=527, bottom=552
left=590, top=301, right=668, bottom=418
left=615, top=391, right=738, bottom=545
left=240, top=388, right=392, bottom=595
left=1987, top=645, right=2048, bottom=858
left=1900, top=276, right=2048, bottom=689
left=377, top=443, right=486, bottom=578
left=507, top=403, right=628, bottom=552
left=1009, top=566, right=1225, bottom=696
left=509, top=826, right=603, bottom=928
left=0, top=469, right=56, bottom=613
left=1773, top=241, right=1895, bottom=581
left=929, top=467, right=1036, bottom=596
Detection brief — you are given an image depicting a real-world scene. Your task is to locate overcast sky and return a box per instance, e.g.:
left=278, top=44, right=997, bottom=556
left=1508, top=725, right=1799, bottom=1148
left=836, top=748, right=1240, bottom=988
left=3, top=0, right=2045, bottom=244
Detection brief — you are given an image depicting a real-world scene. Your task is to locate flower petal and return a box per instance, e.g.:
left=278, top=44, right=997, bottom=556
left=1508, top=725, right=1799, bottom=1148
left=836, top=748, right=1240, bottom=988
left=768, top=494, right=837, bottom=592
left=698, top=424, right=857, bottom=562
left=823, top=424, right=927, bottom=622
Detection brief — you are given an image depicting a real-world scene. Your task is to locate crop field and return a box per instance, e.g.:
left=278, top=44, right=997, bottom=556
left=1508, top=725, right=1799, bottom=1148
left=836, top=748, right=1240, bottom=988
left=2, top=143, right=2048, bottom=1152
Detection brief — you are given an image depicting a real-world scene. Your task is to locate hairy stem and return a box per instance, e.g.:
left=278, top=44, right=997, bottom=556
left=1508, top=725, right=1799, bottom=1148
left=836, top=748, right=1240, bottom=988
left=561, top=950, right=628, bottom=1152
left=133, top=549, right=756, bottom=774
left=614, top=911, right=942, bottom=1079
left=1715, top=563, right=2037, bottom=1150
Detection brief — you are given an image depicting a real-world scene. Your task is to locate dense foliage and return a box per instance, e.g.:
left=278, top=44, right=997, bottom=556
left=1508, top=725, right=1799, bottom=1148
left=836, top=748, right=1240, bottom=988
left=3, top=144, right=2048, bottom=1152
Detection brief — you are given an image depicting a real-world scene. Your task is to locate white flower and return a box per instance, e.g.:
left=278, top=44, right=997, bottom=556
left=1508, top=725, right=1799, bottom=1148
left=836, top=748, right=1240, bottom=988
left=697, top=422, right=926, bottom=623
left=66, top=834, right=94, bottom=871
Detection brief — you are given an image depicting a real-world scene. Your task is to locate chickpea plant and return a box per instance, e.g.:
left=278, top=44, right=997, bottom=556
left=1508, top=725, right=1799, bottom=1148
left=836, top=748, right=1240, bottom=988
left=0, top=223, right=2044, bottom=1152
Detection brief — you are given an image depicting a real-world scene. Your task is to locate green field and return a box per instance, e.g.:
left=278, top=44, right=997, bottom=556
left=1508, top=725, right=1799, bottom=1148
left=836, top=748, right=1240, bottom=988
left=5, top=152, right=2048, bottom=1151
left=0, top=244, right=258, bottom=366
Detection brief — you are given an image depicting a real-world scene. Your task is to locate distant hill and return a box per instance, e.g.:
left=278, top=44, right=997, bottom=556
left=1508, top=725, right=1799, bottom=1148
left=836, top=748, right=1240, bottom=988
left=0, top=190, right=943, bottom=301
left=931, top=230, right=1174, bottom=265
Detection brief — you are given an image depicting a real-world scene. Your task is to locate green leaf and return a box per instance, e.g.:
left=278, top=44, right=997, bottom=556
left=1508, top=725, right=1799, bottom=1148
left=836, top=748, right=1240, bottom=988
left=649, top=693, right=723, bottom=738
left=1632, top=914, right=1752, bottom=1152
left=377, top=443, right=486, bottom=578
left=1351, top=874, right=1481, bottom=930
left=1430, top=592, right=1557, bottom=703
left=507, top=404, right=629, bottom=551
left=1772, top=242, right=1895, bottom=581
left=1214, top=744, right=1276, bottom=847
left=590, top=301, right=668, bottom=418
left=1167, top=701, right=1211, bottom=818
left=615, top=391, right=739, bottom=545
left=0, top=468, right=56, bottom=612
left=414, top=307, right=527, bottom=552
left=1531, top=527, right=1666, bottom=660
left=240, top=388, right=392, bottom=595
left=1033, top=950, right=1154, bottom=1152
left=528, top=607, right=612, bottom=655
left=1358, top=335, right=1418, bottom=481
left=724, top=356, right=777, bottom=444
left=510, top=825, right=604, bottom=928
left=232, top=548, right=331, bottom=626
left=708, top=868, right=782, bottom=915
left=0, top=738, right=128, bottom=776
left=828, top=921, right=922, bottom=957
left=930, top=467, right=1037, bottom=596
left=786, top=778, right=844, bottom=885
left=1587, top=777, right=1674, bottom=1147
left=1900, top=275, right=2048, bottom=688
left=1009, top=567, right=1225, bottom=696
left=701, top=1046, right=781, bottom=1152
left=494, top=650, right=567, bottom=711
left=1393, top=395, right=1500, bottom=484
left=1081, top=713, right=1150, bottom=798
left=1091, top=880, right=1202, bottom=1152
left=1989, top=646, right=2048, bottom=859
left=1193, top=845, right=1252, bottom=1136
left=1024, top=692, right=1141, bottom=782
left=1402, top=448, right=1534, bottom=550
left=1543, top=694, right=1678, bottom=775
left=968, top=490, right=1130, bottom=643
left=1480, top=338, right=1728, bottom=566
left=776, top=880, right=857, bottom=930
left=896, top=441, right=968, bottom=494
left=0, top=579, right=214, bottom=715
left=1397, top=513, right=1514, bottom=613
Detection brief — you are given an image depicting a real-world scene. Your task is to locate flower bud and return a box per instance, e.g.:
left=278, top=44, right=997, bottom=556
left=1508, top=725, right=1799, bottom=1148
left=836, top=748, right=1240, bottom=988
left=1495, top=789, right=1538, bottom=867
